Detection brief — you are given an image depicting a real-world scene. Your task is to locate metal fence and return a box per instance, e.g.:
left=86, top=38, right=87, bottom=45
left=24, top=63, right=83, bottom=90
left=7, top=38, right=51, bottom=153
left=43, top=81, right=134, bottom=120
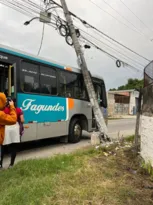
left=144, top=61, right=153, bottom=87
left=143, top=61, right=153, bottom=115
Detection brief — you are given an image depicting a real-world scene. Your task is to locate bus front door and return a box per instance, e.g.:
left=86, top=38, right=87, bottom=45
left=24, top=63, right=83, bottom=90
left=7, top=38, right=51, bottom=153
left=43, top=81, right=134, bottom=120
left=0, top=63, right=16, bottom=99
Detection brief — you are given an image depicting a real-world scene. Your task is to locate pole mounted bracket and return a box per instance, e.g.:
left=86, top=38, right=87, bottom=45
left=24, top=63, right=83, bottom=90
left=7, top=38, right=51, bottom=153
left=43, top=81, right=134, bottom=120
left=39, top=11, right=51, bottom=23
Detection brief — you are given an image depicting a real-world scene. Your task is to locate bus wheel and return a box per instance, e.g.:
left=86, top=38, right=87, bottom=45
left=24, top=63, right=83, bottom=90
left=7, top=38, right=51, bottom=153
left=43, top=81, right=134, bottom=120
left=69, top=118, right=82, bottom=143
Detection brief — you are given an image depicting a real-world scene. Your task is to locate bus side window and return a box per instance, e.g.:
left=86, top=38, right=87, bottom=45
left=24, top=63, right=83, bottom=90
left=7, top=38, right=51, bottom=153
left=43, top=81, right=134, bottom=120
left=101, top=82, right=107, bottom=108
left=59, top=71, right=77, bottom=98
left=79, top=75, right=88, bottom=100
left=93, top=83, right=102, bottom=104
left=59, top=71, right=67, bottom=97
left=94, top=80, right=107, bottom=108
left=40, top=66, right=57, bottom=95
left=21, top=61, right=40, bottom=93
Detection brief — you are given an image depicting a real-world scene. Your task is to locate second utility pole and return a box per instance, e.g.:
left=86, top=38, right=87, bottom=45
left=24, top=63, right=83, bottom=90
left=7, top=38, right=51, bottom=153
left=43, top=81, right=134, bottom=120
left=60, top=0, right=109, bottom=141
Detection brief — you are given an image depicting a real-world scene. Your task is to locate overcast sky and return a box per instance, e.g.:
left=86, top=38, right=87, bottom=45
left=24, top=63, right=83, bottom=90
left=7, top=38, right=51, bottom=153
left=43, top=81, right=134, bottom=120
left=0, top=0, right=153, bottom=90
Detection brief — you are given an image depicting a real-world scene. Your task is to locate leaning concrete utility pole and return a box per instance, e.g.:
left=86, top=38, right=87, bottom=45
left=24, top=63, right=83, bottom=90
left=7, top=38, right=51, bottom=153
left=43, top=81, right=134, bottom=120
left=60, top=0, right=109, bottom=141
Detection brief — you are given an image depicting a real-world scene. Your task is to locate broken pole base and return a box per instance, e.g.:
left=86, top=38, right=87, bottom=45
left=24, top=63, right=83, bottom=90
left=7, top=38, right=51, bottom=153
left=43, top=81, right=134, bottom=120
left=91, top=132, right=101, bottom=145
left=91, top=131, right=111, bottom=145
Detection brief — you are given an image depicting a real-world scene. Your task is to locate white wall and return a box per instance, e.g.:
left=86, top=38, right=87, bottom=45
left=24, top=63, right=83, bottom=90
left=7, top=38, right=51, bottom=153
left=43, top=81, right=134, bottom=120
left=129, top=91, right=139, bottom=115
left=107, top=93, right=115, bottom=116
left=140, top=115, right=153, bottom=166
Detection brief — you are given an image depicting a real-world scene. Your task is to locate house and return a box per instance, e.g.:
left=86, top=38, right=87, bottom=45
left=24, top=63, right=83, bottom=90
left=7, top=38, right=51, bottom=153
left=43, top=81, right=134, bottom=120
left=107, top=90, right=139, bottom=116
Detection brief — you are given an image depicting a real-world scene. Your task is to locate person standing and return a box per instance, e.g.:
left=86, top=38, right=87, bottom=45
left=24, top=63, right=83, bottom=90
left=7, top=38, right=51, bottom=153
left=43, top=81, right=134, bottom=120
left=1, top=99, right=24, bottom=168
left=0, top=93, right=17, bottom=169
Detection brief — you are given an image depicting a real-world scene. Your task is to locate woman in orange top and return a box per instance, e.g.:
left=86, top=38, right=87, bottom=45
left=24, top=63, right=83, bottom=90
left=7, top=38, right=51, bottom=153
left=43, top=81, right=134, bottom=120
left=0, top=93, right=17, bottom=169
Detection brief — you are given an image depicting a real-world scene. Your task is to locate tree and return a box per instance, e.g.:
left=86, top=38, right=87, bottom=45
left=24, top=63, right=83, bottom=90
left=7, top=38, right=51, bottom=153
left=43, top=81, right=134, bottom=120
left=110, top=78, right=143, bottom=91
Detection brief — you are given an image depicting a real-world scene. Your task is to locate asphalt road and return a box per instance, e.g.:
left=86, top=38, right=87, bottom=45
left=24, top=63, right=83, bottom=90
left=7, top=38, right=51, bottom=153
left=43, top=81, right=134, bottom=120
left=108, top=118, right=135, bottom=138
left=3, top=118, right=136, bottom=167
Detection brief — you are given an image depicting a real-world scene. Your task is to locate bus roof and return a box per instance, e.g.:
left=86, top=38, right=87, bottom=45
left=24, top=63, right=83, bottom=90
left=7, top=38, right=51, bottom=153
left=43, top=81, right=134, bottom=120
left=0, top=44, right=104, bottom=81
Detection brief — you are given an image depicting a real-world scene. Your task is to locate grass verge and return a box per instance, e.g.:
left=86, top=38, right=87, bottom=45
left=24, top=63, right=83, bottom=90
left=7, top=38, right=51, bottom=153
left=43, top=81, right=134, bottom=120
left=0, top=144, right=153, bottom=205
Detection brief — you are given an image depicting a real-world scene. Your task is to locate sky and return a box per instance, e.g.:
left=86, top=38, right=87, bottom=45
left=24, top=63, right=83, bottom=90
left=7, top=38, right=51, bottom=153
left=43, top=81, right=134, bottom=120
left=0, top=0, right=153, bottom=90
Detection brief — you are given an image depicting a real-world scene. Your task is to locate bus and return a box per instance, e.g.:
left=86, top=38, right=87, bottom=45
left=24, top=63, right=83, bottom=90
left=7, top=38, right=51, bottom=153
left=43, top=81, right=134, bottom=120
left=0, top=44, right=107, bottom=143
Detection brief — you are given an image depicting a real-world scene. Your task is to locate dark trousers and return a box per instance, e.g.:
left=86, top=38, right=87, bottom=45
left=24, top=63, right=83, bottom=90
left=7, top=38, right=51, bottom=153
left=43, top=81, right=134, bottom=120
left=0, top=143, right=17, bottom=167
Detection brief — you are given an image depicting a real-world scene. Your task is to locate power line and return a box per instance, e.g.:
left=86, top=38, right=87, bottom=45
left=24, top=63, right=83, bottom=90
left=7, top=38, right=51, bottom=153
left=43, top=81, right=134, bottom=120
left=40, top=7, right=146, bottom=68
left=0, top=0, right=148, bottom=70
left=82, top=36, right=143, bottom=73
left=82, top=38, right=144, bottom=72
left=45, top=11, right=146, bottom=69
left=24, top=0, right=45, bottom=11
left=73, top=17, right=147, bottom=63
left=2, top=0, right=151, bottom=63
left=82, top=36, right=143, bottom=72
left=15, top=0, right=149, bottom=63
left=0, top=0, right=57, bottom=56
left=88, top=0, right=149, bottom=40
left=101, top=0, right=149, bottom=37
left=13, top=0, right=41, bottom=14
left=0, top=0, right=58, bottom=28
left=0, top=0, right=34, bottom=17
left=79, top=28, right=145, bottom=68
left=37, top=23, right=45, bottom=55
left=1, top=0, right=39, bottom=16
left=3, top=0, right=147, bottom=68
left=49, top=0, right=150, bottom=62
left=72, top=18, right=146, bottom=68
left=119, top=0, right=153, bottom=33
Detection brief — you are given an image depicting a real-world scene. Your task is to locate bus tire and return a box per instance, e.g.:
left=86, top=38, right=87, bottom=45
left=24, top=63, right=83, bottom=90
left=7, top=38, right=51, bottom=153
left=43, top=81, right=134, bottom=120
left=68, top=118, right=82, bottom=143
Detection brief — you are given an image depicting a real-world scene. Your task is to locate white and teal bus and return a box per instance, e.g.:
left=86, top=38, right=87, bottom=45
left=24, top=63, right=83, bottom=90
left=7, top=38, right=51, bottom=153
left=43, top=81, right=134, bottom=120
left=0, top=44, right=107, bottom=143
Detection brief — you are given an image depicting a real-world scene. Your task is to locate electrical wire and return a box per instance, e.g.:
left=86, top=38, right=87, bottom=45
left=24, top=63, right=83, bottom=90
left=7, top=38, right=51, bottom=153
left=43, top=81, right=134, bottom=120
left=47, top=12, right=146, bottom=69
left=47, top=9, right=146, bottom=68
left=27, top=0, right=44, bottom=10
left=73, top=20, right=146, bottom=68
left=79, top=28, right=145, bottom=68
left=2, top=0, right=40, bottom=16
left=12, top=0, right=41, bottom=14
left=88, top=0, right=149, bottom=40
left=101, top=0, right=149, bottom=37
left=49, top=0, right=150, bottom=62
left=6, top=0, right=150, bottom=63
left=46, top=11, right=146, bottom=69
left=5, top=0, right=146, bottom=68
left=119, top=0, right=153, bottom=33
left=82, top=35, right=143, bottom=73
left=0, top=0, right=34, bottom=17
left=83, top=41, right=143, bottom=73
left=0, top=0, right=147, bottom=72
left=72, top=17, right=149, bottom=66
left=0, top=0, right=57, bottom=56
left=1, top=0, right=58, bottom=27
left=37, top=23, right=45, bottom=55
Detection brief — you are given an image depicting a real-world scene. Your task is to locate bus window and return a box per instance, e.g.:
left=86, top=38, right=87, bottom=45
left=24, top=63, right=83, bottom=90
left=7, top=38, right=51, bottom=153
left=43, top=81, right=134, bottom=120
left=96, top=84, right=102, bottom=103
left=93, top=80, right=107, bottom=108
left=21, top=61, right=40, bottom=93
left=78, top=74, right=88, bottom=100
left=59, top=71, right=78, bottom=98
left=40, top=66, right=57, bottom=95
left=59, top=71, right=67, bottom=97
left=59, top=71, right=88, bottom=100
left=101, top=82, right=107, bottom=108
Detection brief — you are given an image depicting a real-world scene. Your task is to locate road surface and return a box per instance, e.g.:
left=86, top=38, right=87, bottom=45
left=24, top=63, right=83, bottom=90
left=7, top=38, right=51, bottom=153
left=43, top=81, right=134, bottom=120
left=3, top=118, right=136, bottom=167
left=108, top=118, right=135, bottom=138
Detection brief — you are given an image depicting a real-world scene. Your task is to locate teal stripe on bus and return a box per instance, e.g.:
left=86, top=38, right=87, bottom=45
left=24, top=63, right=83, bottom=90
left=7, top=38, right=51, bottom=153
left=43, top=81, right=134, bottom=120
left=0, top=47, right=64, bottom=69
